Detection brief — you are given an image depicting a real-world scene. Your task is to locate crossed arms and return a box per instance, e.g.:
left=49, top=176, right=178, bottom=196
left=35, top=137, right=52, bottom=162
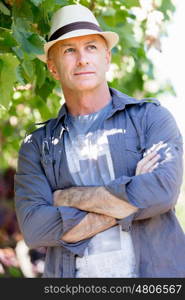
left=14, top=105, right=183, bottom=250
left=53, top=146, right=161, bottom=243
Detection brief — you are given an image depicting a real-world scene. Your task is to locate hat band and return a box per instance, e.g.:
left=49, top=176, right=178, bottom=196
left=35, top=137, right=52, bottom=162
left=49, top=21, right=103, bottom=41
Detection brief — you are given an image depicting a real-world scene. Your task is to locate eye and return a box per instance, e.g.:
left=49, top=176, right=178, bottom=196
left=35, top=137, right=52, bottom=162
left=87, top=45, right=97, bottom=50
left=64, top=48, right=75, bottom=54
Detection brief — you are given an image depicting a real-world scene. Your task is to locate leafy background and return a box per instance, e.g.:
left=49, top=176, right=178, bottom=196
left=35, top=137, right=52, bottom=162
left=0, top=0, right=176, bottom=169
left=0, top=0, right=184, bottom=277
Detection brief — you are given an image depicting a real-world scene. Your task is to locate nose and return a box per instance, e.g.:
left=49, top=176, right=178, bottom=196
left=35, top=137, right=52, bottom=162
left=76, top=49, right=89, bottom=66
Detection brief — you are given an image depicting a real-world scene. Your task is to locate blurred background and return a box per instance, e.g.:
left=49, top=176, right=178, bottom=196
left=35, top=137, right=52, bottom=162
left=0, top=0, right=184, bottom=277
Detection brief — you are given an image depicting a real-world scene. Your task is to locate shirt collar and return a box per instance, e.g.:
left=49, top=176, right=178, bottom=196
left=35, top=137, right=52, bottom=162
left=53, top=87, right=160, bottom=129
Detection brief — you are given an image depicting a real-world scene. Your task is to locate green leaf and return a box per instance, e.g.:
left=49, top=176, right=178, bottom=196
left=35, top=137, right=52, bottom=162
left=0, top=58, right=3, bottom=72
left=13, top=28, right=32, bottom=54
left=34, top=59, right=46, bottom=88
left=102, top=8, right=116, bottom=17
left=41, top=0, right=59, bottom=12
left=36, top=77, right=55, bottom=100
left=12, top=46, right=24, bottom=60
left=122, top=0, right=140, bottom=8
left=8, top=266, right=23, bottom=278
left=15, top=65, right=27, bottom=85
left=32, top=95, right=53, bottom=119
left=118, top=23, right=139, bottom=48
left=0, top=53, right=19, bottom=109
left=12, top=17, right=31, bottom=40
left=46, top=92, right=61, bottom=115
left=55, top=0, right=69, bottom=4
left=158, top=0, right=175, bottom=20
left=0, top=28, right=17, bottom=53
left=27, top=33, right=45, bottom=55
left=22, top=59, right=35, bottom=80
left=12, top=1, right=33, bottom=21
left=0, top=2, right=10, bottom=16
left=13, top=20, right=45, bottom=56
left=30, top=0, right=44, bottom=6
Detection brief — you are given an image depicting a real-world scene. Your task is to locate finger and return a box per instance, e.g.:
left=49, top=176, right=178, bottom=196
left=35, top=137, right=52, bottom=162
left=136, top=152, right=156, bottom=175
left=148, top=162, right=159, bottom=173
left=143, top=141, right=163, bottom=157
left=153, top=142, right=167, bottom=153
left=145, top=154, right=160, bottom=169
left=136, top=153, right=160, bottom=175
left=143, top=141, right=167, bottom=157
left=142, top=155, right=160, bottom=173
left=139, top=151, right=159, bottom=168
left=139, top=155, right=160, bottom=174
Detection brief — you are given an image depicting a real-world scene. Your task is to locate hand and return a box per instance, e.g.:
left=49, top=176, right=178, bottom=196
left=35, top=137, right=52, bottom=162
left=53, top=186, right=137, bottom=219
left=135, top=141, right=166, bottom=175
left=62, top=212, right=117, bottom=243
left=53, top=189, right=69, bottom=207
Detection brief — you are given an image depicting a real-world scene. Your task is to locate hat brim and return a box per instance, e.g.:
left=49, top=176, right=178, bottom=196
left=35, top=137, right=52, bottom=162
left=37, top=29, right=119, bottom=63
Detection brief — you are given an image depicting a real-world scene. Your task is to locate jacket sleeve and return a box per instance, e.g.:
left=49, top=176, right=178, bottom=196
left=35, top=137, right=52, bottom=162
left=14, top=133, right=87, bottom=253
left=105, top=104, right=183, bottom=224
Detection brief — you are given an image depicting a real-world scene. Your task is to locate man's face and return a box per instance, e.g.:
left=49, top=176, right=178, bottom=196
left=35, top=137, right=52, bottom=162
left=47, top=34, right=111, bottom=92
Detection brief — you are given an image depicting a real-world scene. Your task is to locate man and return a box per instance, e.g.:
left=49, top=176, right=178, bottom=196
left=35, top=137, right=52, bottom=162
left=14, top=4, right=185, bottom=278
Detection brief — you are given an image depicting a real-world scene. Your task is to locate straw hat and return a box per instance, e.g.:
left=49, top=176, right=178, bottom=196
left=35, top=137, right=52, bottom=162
left=37, top=4, right=119, bottom=63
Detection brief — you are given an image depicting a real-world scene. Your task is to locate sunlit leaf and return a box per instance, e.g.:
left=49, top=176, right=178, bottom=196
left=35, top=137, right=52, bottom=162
left=0, top=2, right=10, bottom=16
left=0, top=29, right=17, bottom=53
left=0, top=53, right=19, bottom=109
left=122, top=0, right=140, bottom=8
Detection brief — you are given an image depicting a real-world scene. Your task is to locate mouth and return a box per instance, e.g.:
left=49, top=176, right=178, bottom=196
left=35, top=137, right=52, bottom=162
left=74, top=71, right=95, bottom=76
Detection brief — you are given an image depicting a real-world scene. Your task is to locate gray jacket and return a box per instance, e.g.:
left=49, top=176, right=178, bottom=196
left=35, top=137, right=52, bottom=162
left=14, top=87, right=185, bottom=277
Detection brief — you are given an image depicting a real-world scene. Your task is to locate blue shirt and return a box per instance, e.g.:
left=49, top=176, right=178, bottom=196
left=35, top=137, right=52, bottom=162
left=14, top=87, right=185, bottom=277
left=64, top=99, right=137, bottom=278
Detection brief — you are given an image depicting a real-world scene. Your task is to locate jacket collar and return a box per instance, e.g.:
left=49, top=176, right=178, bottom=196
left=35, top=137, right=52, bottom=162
left=53, top=87, right=160, bottom=129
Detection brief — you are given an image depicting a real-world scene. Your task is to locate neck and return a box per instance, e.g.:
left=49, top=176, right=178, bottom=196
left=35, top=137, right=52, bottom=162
left=62, top=83, right=111, bottom=116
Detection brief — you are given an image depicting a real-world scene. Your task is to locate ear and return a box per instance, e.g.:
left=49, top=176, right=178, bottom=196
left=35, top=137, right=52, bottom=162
left=105, top=49, right=111, bottom=71
left=47, top=58, right=60, bottom=80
